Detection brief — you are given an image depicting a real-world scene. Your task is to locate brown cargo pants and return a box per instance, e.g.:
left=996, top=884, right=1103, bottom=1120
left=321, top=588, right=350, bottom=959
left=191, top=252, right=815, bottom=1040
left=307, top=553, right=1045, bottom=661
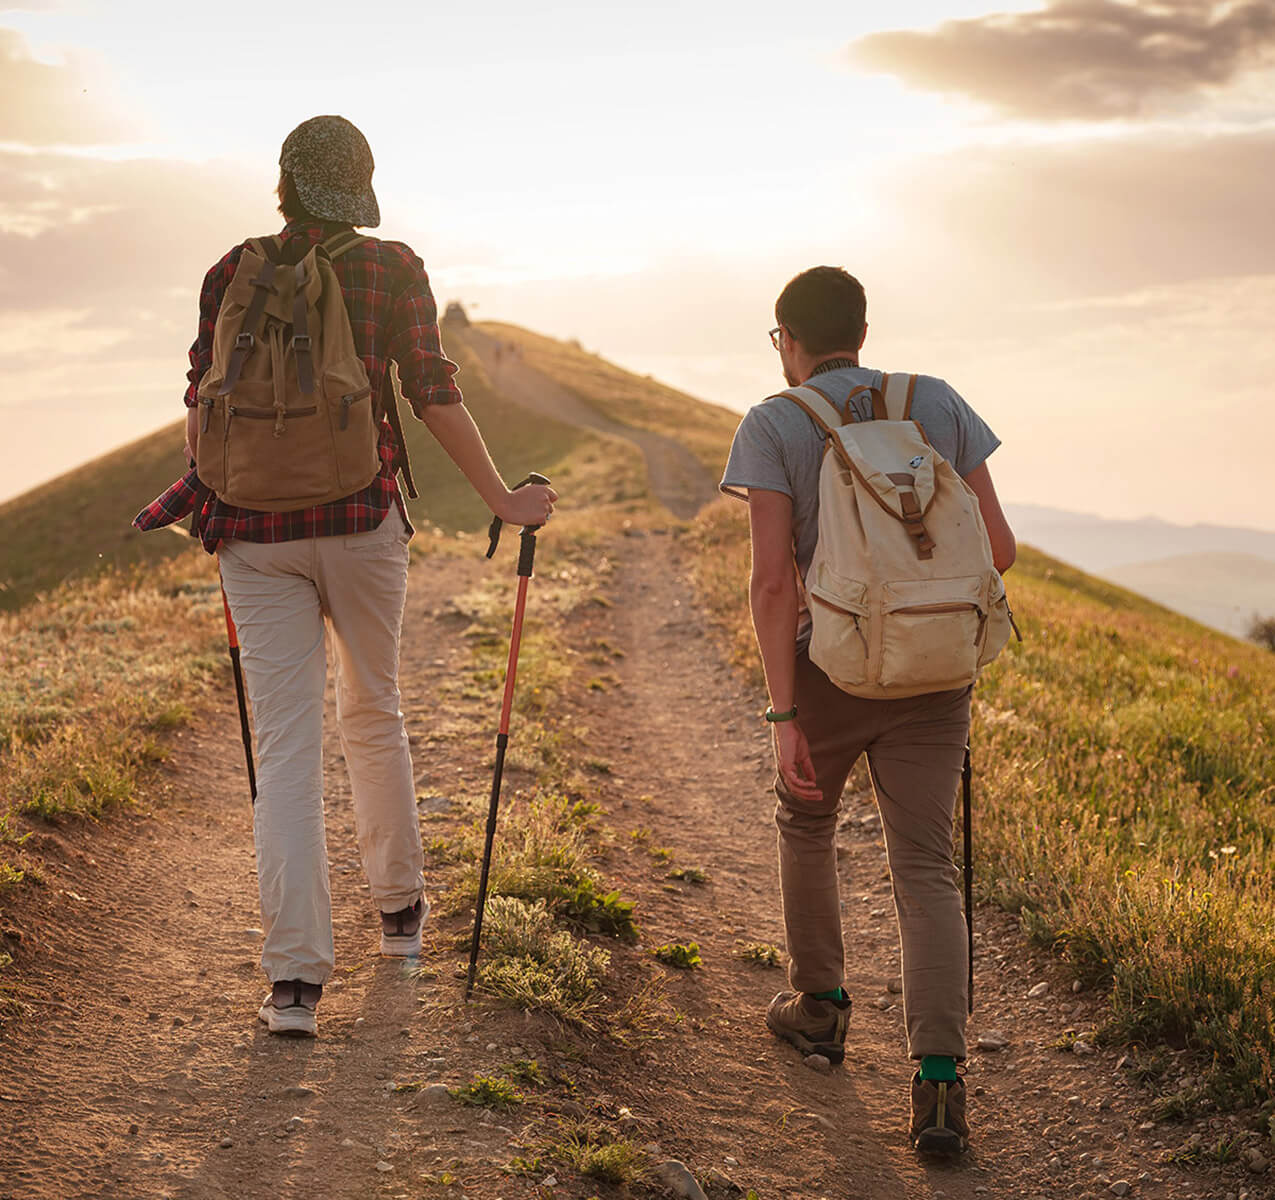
left=776, top=650, right=972, bottom=1060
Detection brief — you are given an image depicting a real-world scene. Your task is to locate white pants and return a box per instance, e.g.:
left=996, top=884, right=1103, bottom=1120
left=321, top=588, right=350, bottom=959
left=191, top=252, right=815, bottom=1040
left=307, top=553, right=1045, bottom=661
left=218, top=507, right=423, bottom=984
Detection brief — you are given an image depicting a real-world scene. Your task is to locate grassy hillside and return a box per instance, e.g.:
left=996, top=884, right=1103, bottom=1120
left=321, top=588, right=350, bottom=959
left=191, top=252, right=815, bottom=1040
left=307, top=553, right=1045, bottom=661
left=478, top=321, right=741, bottom=481
left=691, top=502, right=1275, bottom=1110
left=0, top=333, right=645, bottom=613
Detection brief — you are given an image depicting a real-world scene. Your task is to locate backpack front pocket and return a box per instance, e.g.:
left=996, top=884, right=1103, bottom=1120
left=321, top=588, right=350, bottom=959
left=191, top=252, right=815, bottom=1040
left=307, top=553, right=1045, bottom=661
left=807, top=568, right=871, bottom=689
left=221, top=380, right=335, bottom=509
left=325, top=365, right=379, bottom=491
left=879, top=576, right=984, bottom=690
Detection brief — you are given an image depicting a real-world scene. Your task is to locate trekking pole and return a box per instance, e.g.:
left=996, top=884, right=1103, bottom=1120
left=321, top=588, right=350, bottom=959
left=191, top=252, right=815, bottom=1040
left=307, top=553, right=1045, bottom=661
left=220, top=580, right=257, bottom=804
left=464, top=473, right=551, bottom=1002
left=963, top=742, right=973, bottom=1015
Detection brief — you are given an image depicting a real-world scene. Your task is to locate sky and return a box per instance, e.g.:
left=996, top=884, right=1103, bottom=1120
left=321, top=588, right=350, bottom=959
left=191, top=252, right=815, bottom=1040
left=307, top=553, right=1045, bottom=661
left=1, top=0, right=1273, bottom=530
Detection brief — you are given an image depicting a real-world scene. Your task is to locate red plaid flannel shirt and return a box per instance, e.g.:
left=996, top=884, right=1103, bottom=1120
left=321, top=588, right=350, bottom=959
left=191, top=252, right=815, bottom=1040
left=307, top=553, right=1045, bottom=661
left=133, top=220, right=462, bottom=550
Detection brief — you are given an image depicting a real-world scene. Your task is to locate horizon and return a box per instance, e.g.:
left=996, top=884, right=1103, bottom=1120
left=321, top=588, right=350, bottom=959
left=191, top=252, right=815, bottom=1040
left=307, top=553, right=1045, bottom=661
left=2, top=0, right=1274, bottom=532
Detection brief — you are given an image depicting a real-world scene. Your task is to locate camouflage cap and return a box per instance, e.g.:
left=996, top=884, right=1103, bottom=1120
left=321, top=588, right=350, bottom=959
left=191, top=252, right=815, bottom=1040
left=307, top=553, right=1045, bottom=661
left=279, top=115, right=380, bottom=228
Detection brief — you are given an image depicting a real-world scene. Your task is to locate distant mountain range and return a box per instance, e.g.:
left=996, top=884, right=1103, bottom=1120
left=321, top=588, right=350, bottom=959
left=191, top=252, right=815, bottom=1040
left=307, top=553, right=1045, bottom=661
left=1005, top=504, right=1275, bottom=637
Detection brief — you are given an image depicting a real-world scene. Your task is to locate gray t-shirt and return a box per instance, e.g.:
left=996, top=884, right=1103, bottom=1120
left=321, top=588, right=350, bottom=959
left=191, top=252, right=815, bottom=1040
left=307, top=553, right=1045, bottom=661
left=720, top=366, right=1000, bottom=646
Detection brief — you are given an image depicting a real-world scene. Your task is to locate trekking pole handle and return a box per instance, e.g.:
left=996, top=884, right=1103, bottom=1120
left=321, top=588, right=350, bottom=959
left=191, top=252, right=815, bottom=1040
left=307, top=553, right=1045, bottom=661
left=486, top=472, right=551, bottom=560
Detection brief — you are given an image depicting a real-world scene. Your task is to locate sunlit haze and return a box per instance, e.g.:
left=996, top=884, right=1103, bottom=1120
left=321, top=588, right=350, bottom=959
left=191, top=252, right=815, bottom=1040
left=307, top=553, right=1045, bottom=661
left=2, top=0, right=1272, bottom=529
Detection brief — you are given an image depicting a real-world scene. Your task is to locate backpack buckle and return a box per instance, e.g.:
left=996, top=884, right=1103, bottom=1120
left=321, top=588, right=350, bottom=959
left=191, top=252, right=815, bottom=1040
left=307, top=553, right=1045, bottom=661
left=291, top=334, right=312, bottom=353
left=235, top=332, right=254, bottom=351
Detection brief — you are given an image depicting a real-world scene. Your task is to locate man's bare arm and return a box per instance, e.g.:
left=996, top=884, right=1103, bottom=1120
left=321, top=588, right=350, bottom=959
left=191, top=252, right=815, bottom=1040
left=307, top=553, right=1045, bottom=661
left=963, top=461, right=1016, bottom=573
left=748, top=487, right=821, bottom=805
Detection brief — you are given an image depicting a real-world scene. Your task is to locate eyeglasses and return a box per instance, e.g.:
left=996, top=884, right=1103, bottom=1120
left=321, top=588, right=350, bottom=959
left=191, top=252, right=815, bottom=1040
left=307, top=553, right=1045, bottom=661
left=768, top=326, right=783, bottom=350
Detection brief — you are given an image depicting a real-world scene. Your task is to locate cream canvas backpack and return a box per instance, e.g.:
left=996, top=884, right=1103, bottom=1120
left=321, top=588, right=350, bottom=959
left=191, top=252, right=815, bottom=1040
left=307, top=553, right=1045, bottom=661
left=195, top=230, right=416, bottom=511
left=784, top=373, right=1017, bottom=700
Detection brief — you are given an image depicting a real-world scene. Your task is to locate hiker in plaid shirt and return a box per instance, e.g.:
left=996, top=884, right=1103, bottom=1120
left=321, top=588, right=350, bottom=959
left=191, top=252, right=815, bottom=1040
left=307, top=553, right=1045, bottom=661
left=136, top=116, right=556, bottom=1037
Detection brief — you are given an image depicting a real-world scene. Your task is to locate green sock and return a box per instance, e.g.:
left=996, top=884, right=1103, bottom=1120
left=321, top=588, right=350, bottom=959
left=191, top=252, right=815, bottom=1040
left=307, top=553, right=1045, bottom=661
left=919, top=1055, right=957, bottom=1083
left=811, top=987, right=847, bottom=1002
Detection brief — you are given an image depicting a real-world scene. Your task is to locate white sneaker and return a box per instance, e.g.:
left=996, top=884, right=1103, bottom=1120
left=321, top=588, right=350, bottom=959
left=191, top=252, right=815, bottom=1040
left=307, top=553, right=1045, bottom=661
left=257, top=980, right=320, bottom=1037
left=379, top=896, right=429, bottom=957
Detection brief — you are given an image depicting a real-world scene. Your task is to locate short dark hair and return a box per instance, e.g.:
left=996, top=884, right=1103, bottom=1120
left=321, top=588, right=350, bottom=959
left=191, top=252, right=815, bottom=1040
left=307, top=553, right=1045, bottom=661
left=775, top=266, right=867, bottom=356
left=276, top=170, right=317, bottom=223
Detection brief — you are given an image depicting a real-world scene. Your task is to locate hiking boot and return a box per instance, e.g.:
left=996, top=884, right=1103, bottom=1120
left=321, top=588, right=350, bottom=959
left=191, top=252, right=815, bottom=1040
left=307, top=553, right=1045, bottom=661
left=910, top=1071, right=969, bottom=1155
left=765, top=990, right=852, bottom=1063
left=379, top=895, right=428, bottom=957
left=257, top=979, right=321, bottom=1037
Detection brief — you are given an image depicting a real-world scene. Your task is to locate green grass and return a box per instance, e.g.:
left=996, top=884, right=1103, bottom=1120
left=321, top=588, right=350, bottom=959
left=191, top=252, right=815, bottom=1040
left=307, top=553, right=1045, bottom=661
left=448, top=791, right=638, bottom=940
left=688, top=506, right=1275, bottom=1111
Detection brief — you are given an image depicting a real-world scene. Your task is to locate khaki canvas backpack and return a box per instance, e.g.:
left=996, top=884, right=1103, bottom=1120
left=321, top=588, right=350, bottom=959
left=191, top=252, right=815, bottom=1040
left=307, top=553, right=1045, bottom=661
left=195, top=230, right=416, bottom=511
left=784, top=373, right=1018, bottom=700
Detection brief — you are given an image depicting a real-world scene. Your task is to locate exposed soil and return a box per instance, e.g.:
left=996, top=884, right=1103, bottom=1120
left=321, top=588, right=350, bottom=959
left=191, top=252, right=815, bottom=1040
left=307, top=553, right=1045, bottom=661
left=1, top=369, right=1267, bottom=1200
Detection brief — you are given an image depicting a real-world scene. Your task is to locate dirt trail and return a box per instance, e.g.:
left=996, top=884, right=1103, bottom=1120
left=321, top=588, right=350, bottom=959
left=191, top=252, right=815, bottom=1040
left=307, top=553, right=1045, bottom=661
left=464, top=328, right=720, bottom=521
left=0, top=396, right=1238, bottom=1198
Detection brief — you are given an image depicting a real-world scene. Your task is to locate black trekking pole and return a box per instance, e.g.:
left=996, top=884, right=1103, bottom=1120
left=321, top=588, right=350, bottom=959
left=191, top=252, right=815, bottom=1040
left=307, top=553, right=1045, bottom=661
left=220, top=581, right=257, bottom=804
left=464, top=473, right=551, bottom=1002
left=963, top=742, right=973, bottom=1015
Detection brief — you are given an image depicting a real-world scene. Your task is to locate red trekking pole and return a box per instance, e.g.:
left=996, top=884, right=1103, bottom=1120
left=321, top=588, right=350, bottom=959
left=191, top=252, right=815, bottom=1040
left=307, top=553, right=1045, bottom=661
left=465, top=473, right=550, bottom=1001
left=220, top=581, right=258, bottom=804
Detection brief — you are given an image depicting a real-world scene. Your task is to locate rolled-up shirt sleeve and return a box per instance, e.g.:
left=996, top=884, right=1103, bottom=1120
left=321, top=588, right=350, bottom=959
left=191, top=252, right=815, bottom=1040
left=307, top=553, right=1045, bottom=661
left=385, top=246, right=462, bottom=414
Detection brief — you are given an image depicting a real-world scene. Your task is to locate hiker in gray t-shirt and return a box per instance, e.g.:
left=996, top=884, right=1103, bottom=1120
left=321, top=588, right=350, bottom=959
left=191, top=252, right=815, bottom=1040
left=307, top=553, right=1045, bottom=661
left=720, top=266, right=1016, bottom=1156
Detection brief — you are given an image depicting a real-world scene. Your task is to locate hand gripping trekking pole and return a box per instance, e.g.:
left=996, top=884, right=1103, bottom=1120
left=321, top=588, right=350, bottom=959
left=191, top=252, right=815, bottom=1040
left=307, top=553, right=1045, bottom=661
left=220, top=581, right=258, bottom=804
left=464, top=473, right=551, bottom=1002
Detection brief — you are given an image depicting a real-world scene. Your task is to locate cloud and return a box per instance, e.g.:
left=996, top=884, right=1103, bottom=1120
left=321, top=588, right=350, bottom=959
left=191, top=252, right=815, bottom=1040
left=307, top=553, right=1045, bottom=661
left=864, top=126, right=1275, bottom=332
left=0, top=27, right=134, bottom=144
left=0, top=149, right=273, bottom=313
left=850, top=0, right=1275, bottom=120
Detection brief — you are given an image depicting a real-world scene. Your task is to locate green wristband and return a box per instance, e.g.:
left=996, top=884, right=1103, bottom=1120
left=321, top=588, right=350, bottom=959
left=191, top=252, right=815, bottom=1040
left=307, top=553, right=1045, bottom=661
left=765, top=706, right=798, bottom=723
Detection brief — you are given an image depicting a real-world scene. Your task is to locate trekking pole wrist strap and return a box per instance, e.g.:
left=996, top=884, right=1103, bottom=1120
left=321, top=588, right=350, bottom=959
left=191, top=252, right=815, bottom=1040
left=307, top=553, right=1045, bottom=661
left=764, top=706, right=798, bottom=723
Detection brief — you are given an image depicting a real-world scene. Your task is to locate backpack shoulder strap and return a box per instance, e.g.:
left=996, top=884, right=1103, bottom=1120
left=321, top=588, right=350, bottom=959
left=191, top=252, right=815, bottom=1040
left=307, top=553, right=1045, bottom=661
left=321, top=230, right=369, bottom=261
left=781, top=384, right=847, bottom=436
left=251, top=235, right=281, bottom=263
left=880, top=372, right=918, bottom=421
left=380, top=361, right=418, bottom=499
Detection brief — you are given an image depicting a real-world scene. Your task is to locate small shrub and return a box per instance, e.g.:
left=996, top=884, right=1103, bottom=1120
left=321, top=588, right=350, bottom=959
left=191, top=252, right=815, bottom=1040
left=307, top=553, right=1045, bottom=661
left=654, top=941, right=702, bottom=969
left=735, top=941, right=782, bottom=968
left=504, top=1059, right=544, bottom=1085
left=478, top=897, right=610, bottom=1023
left=558, top=877, right=639, bottom=941
left=450, top=1075, right=525, bottom=1110
left=551, top=1120, right=648, bottom=1185
left=668, top=866, right=709, bottom=884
